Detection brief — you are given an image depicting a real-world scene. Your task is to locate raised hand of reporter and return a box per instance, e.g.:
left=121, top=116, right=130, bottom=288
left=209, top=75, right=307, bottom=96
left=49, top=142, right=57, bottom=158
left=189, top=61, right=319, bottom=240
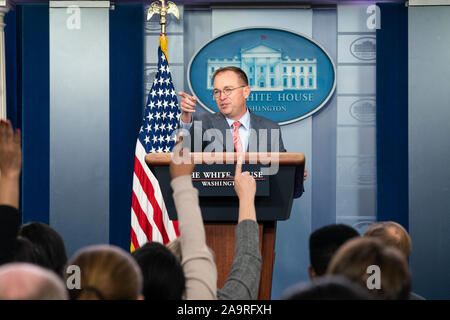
left=234, top=160, right=257, bottom=222
left=234, top=160, right=256, bottom=201
left=0, top=120, right=22, bottom=179
left=170, top=146, right=195, bottom=179
left=0, top=120, right=22, bottom=208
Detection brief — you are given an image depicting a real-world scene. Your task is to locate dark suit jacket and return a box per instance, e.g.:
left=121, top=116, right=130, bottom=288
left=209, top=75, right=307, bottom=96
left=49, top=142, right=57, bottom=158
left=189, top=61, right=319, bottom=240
left=183, top=111, right=286, bottom=152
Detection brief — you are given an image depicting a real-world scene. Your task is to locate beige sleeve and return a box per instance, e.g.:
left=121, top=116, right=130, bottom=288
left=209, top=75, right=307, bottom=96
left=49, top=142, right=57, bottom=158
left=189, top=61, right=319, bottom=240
left=171, top=175, right=217, bottom=300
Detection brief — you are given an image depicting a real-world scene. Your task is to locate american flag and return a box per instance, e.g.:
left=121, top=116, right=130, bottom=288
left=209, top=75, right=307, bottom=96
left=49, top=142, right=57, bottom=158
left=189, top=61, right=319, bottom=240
left=130, top=45, right=180, bottom=251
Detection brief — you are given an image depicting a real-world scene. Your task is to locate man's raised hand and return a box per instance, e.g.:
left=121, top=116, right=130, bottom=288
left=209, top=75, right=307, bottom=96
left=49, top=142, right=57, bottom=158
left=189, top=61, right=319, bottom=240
left=178, top=91, right=197, bottom=124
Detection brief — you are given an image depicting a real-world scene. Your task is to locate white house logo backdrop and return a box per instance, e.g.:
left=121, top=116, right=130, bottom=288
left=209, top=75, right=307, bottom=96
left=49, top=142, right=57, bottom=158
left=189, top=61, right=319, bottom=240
left=188, top=28, right=336, bottom=125
left=350, top=37, right=376, bottom=61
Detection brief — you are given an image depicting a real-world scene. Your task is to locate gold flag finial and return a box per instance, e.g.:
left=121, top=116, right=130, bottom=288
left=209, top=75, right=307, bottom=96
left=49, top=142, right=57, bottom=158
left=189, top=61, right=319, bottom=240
left=147, top=0, right=180, bottom=35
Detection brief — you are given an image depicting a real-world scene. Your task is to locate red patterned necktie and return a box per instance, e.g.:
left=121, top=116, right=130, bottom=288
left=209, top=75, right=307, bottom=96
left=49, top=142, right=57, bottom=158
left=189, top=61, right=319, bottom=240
left=232, top=121, right=243, bottom=153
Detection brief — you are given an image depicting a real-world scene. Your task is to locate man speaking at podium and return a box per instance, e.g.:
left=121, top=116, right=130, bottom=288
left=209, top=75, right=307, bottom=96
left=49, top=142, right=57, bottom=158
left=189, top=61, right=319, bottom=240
left=178, top=66, right=287, bottom=153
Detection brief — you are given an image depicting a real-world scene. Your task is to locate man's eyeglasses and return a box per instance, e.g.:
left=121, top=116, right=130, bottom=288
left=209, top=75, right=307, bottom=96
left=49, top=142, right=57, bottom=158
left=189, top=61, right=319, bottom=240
left=213, top=86, right=246, bottom=98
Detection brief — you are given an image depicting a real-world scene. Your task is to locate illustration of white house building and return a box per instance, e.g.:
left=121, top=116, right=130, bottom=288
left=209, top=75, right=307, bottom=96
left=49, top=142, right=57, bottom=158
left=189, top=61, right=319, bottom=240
left=207, top=43, right=317, bottom=91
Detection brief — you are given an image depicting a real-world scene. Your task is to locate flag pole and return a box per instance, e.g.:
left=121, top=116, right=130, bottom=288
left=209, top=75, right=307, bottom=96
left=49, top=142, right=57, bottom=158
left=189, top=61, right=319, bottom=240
left=147, top=0, right=180, bottom=63
left=131, top=1, right=182, bottom=252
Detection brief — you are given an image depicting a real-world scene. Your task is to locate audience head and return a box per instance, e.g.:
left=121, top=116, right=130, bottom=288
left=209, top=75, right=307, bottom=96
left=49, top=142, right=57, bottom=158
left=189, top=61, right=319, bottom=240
left=19, top=222, right=67, bottom=276
left=0, top=263, right=68, bottom=300
left=132, top=242, right=185, bottom=300
left=66, top=244, right=143, bottom=300
left=308, top=224, right=360, bottom=278
left=364, top=221, right=412, bottom=258
left=283, top=275, right=371, bottom=300
left=327, top=237, right=411, bottom=300
left=13, top=236, right=49, bottom=266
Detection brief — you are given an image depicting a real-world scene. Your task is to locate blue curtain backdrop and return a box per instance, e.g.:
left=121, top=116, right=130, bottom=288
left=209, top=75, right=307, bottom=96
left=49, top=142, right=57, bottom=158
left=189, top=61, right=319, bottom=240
left=109, top=4, right=144, bottom=251
left=376, top=3, right=408, bottom=229
left=19, top=4, right=50, bottom=225
left=7, top=4, right=144, bottom=246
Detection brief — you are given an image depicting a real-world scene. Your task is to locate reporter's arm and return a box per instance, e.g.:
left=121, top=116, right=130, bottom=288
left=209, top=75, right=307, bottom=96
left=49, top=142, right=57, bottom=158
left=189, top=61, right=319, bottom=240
left=170, top=156, right=217, bottom=300
left=217, top=219, right=261, bottom=300
left=217, top=161, right=262, bottom=300
left=0, top=176, right=20, bottom=209
left=0, top=120, right=22, bottom=209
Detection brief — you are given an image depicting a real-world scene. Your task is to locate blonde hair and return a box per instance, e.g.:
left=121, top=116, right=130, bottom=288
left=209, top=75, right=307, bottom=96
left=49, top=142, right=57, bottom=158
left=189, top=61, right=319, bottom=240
left=364, top=221, right=412, bottom=258
left=66, top=245, right=142, bottom=300
left=327, top=237, right=410, bottom=300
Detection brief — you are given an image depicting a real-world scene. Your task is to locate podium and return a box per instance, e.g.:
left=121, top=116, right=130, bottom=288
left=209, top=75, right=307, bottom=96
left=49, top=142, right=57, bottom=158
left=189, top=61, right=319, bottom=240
left=145, top=152, right=305, bottom=299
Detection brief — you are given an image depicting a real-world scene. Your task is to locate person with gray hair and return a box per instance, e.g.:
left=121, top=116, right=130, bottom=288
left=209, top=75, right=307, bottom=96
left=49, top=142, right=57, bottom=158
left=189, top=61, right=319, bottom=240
left=364, top=221, right=412, bottom=259
left=0, top=263, right=68, bottom=300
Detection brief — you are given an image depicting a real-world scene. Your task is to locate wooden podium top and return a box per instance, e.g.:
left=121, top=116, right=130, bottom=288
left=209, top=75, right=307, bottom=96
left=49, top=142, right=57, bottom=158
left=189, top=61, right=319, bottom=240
left=145, top=152, right=305, bottom=167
